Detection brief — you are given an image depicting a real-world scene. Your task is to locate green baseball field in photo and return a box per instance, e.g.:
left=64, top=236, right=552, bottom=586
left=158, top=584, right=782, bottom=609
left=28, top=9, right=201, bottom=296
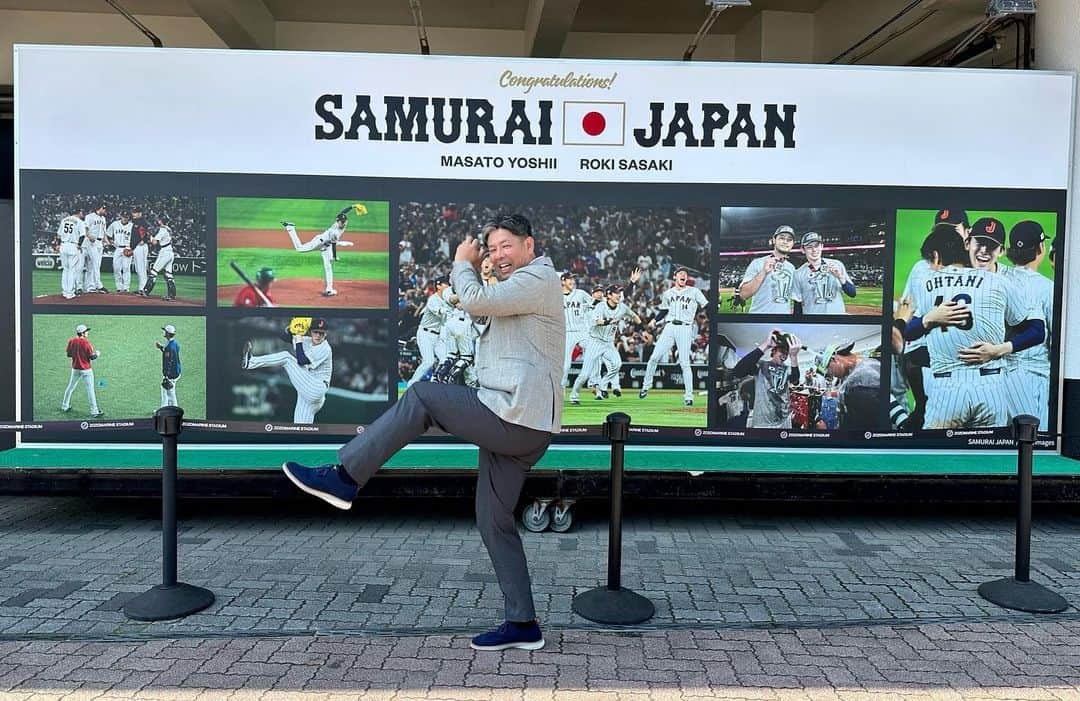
left=32, top=314, right=207, bottom=421
left=30, top=269, right=206, bottom=300
left=563, top=389, right=706, bottom=427
left=216, top=197, right=390, bottom=306
left=717, top=287, right=884, bottom=316
left=893, top=209, right=1057, bottom=300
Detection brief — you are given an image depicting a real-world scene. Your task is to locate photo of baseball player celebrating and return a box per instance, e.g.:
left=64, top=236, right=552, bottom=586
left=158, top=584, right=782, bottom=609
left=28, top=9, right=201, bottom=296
left=561, top=272, right=594, bottom=388
left=61, top=323, right=103, bottom=418
left=242, top=317, right=334, bottom=424
left=404, top=276, right=452, bottom=386
left=106, top=210, right=134, bottom=293
left=216, top=197, right=390, bottom=308
left=639, top=267, right=709, bottom=406
left=719, top=208, right=888, bottom=316
left=156, top=324, right=182, bottom=407
left=891, top=208, right=1058, bottom=433
left=733, top=328, right=802, bottom=428
left=29, top=193, right=208, bottom=306
left=901, top=217, right=1046, bottom=429
left=568, top=285, right=642, bottom=405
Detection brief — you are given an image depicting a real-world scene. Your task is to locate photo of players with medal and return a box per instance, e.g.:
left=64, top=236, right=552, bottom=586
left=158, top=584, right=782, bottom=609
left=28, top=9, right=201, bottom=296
left=890, top=208, right=1058, bottom=433
left=397, top=202, right=712, bottom=429
left=717, top=207, right=888, bottom=316
left=212, top=316, right=391, bottom=427
left=715, top=323, right=883, bottom=432
left=28, top=193, right=208, bottom=306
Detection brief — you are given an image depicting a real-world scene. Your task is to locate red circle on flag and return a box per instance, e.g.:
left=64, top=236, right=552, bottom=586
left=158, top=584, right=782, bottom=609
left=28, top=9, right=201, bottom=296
left=582, top=111, right=606, bottom=136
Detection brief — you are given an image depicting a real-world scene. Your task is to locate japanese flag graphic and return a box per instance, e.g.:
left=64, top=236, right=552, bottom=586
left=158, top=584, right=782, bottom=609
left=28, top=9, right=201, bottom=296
left=562, top=101, right=626, bottom=146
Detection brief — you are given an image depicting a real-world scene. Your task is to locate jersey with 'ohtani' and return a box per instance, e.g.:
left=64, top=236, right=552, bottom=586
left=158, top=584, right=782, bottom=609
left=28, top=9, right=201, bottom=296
left=588, top=302, right=634, bottom=343
left=792, top=258, right=850, bottom=314
left=659, top=285, right=707, bottom=324
left=152, top=225, right=173, bottom=247
left=901, top=259, right=933, bottom=351
left=418, top=289, right=452, bottom=330
left=107, top=220, right=133, bottom=248
left=1000, top=265, right=1053, bottom=378
left=84, top=212, right=106, bottom=246
left=741, top=255, right=796, bottom=314
left=918, top=265, right=1041, bottom=375
left=57, top=216, right=85, bottom=245
left=297, top=339, right=333, bottom=386
left=563, top=288, right=593, bottom=332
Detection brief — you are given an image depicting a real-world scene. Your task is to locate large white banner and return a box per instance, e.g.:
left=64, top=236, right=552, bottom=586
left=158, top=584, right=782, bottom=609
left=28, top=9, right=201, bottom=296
left=14, top=45, right=1075, bottom=189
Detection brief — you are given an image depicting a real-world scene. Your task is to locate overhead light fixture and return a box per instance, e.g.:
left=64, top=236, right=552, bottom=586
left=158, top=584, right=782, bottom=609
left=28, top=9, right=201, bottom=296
left=685, top=0, right=751, bottom=60
left=987, top=0, right=1036, bottom=17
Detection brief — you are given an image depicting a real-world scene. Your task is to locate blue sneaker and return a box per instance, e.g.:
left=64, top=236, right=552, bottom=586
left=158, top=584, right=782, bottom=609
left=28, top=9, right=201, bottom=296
left=470, top=621, right=545, bottom=651
left=281, top=462, right=358, bottom=510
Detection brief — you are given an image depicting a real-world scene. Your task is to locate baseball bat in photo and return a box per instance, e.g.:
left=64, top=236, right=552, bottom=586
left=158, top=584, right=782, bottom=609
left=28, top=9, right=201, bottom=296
left=229, top=260, right=275, bottom=307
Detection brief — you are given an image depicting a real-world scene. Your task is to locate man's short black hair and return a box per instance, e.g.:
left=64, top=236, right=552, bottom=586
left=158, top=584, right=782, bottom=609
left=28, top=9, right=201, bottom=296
left=489, top=213, right=533, bottom=239
left=920, top=223, right=963, bottom=264
left=940, top=227, right=971, bottom=267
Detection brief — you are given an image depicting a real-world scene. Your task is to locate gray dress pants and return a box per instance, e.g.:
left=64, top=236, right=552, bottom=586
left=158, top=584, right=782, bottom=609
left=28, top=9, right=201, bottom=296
left=338, top=383, right=552, bottom=622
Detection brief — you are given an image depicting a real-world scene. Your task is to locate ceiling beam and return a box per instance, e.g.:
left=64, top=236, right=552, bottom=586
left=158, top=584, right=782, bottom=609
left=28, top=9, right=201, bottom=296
left=187, top=0, right=275, bottom=49
left=524, top=0, right=582, bottom=57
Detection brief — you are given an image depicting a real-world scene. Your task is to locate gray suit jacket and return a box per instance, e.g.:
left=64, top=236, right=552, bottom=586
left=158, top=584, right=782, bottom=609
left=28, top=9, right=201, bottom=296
left=451, top=255, right=565, bottom=434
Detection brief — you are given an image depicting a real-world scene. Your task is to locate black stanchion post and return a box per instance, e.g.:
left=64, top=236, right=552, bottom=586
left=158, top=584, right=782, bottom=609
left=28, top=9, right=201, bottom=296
left=572, top=412, right=655, bottom=625
left=977, top=415, right=1067, bottom=613
left=124, top=406, right=215, bottom=621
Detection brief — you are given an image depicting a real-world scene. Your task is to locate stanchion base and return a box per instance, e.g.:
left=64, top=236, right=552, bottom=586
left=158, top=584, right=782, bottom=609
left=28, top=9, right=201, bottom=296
left=124, top=583, right=215, bottom=621
left=572, top=586, right=655, bottom=624
left=978, top=577, right=1068, bottom=614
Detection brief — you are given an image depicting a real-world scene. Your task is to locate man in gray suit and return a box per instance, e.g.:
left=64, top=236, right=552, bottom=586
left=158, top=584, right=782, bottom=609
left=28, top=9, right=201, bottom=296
left=281, top=214, right=565, bottom=652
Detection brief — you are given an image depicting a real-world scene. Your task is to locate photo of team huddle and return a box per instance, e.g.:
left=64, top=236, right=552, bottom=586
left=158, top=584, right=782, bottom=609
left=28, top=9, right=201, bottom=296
left=890, top=208, right=1058, bottom=432
left=715, top=323, right=883, bottom=431
left=215, top=316, right=390, bottom=426
left=397, top=202, right=711, bottom=428
left=29, top=193, right=207, bottom=306
left=717, top=207, right=887, bottom=316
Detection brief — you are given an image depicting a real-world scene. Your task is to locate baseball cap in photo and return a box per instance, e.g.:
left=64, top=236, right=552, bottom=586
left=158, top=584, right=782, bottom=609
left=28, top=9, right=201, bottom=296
left=75, top=324, right=89, bottom=334
left=311, top=318, right=329, bottom=332
left=560, top=272, right=574, bottom=280
left=815, top=339, right=855, bottom=375
left=970, top=217, right=1006, bottom=247
left=162, top=324, right=176, bottom=335
left=604, top=284, right=622, bottom=295
left=1008, top=220, right=1050, bottom=253
left=801, top=231, right=823, bottom=247
left=773, top=225, right=795, bottom=239
left=434, top=275, right=450, bottom=286
left=935, top=208, right=969, bottom=227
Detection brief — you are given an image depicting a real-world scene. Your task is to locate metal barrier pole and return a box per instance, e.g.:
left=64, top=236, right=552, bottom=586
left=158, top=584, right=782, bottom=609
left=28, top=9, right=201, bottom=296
left=124, top=407, right=215, bottom=621
left=572, top=412, right=655, bottom=624
left=977, top=415, right=1067, bottom=613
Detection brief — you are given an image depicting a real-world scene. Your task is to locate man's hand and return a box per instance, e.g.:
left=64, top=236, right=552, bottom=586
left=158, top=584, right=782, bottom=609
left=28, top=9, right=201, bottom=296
left=454, top=234, right=484, bottom=269
left=154, top=341, right=163, bottom=350
left=895, top=296, right=914, bottom=323
left=760, top=327, right=782, bottom=351
left=763, top=256, right=778, bottom=273
left=787, top=334, right=802, bottom=357
left=629, top=267, right=642, bottom=284
left=924, top=301, right=971, bottom=329
left=959, top=342, right=1009, bottom=365
left=827, top=263, right=843, bottom=280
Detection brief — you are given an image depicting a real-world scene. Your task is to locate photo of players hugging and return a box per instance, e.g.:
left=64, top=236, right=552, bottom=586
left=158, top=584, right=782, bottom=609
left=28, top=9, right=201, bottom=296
left=890, top=208, right=1058, bottom=432
left=29, top=193, right=208, bottom=306
left=215, top=317, right=390, bottom=426
left=717, top=207, right=888, bottom=316
left=714, top=323, right=883, bottom=431
left=396, top=202, right=711, bottom=428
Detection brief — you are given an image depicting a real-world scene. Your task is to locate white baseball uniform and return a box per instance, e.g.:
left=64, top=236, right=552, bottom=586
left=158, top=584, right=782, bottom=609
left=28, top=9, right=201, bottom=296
left=83, top=212, right=106, bottom=292
left=916, top=265, right=1042, bottom=429
left=107, top=219, right=134, bottom=291
left=562, top=287, right=593, bottom=387
left=408, top=289, right=452, bottom=386
left=247, top=336, right=333, bottom=424
left=57, top=215, right=85, bottom=299
left=569, top=301, right=635, bottom=401
left=791, top=258, right=852, bottom=314
left=642, top=284, right=708, bottom=401
left=741, top=255, right=797, bottom=314
left=1001, top=265, right=1054, bottom=427
left=150, top=225, right=175, bottom=274
left=285, top=219, right=346, bottom=294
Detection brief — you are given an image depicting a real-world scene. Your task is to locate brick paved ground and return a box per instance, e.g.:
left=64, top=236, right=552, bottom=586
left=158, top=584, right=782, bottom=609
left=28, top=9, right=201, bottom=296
left=0, top=496, right=1077, bottom=699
